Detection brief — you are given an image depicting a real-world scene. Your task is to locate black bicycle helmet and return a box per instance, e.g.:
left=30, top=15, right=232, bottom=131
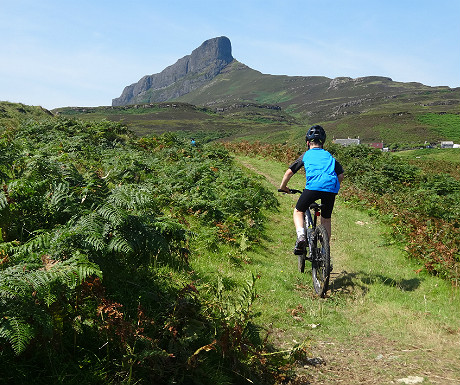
left=305, top=125, right=326, bottom=144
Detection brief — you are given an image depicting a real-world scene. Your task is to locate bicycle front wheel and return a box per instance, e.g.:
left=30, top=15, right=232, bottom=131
left=298, top=253, right=305, bottom=273
left=311, top=224, right=330, bottom=297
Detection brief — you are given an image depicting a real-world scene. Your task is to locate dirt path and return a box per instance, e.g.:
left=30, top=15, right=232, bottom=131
left=237, top=155, right=460, bottom=385
left=239, top=160, right=280, bottom=186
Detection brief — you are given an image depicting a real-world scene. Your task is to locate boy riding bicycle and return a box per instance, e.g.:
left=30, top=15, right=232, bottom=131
left=279, top=125, right=344, bottom=256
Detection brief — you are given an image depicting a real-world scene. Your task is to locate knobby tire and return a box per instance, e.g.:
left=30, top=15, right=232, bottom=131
left=311, top=224, right=330, bottom=297
left=298, top=253, right=305, bottom=273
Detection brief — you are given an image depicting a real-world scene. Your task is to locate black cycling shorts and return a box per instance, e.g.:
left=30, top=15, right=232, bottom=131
left=295, top=190, right=337, bottom=219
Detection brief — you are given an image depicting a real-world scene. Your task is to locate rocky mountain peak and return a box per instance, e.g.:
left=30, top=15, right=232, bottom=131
left=112, top=36, right=233, bottom=106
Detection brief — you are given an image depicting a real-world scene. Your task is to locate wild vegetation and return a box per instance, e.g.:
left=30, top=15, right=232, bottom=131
left=1, top=100, right=459, bottom=384
left=0, top=116, right=306, bottom=384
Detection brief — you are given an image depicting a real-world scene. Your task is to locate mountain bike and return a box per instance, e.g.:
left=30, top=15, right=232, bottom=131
left=278, top=189, right=331, bottom=297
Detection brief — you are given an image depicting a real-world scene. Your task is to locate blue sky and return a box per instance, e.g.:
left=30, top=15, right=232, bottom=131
left=1, top=0, right=459, bottom=110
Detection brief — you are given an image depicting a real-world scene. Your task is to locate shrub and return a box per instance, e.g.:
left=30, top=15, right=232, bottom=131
left=1, top=118, right=290, bottom=384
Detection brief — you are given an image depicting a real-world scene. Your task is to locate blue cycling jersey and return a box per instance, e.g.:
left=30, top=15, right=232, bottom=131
left=301, top=148, right=340, bottom=193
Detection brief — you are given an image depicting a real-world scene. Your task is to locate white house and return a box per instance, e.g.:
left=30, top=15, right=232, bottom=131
left=441, top=141, right=454, bottom=148
left=333, top=137, right=361, bottom=146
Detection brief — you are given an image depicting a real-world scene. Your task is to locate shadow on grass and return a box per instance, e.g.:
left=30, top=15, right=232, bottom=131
left=330, top=270, right=423, bottom=296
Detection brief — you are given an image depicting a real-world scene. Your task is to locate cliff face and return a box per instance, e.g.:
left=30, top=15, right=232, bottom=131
left=112, top=36, right=233, bottom=106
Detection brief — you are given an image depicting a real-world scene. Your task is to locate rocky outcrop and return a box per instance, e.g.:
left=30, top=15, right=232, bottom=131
left=112, top=36, right=234, bottom=106
left=328, top=76, right=393, bottom=90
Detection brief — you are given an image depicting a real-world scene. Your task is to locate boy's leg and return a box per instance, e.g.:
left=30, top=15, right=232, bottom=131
left=293, top=208, right=306, bottom=254
left=319, top=192, right=336, bottom=239
left=294, top=190, right=319, bottom=255
left=319, top=193, right=336, bottom=272
left=293, top=208, right=304, bottom=230
left=320, top=216, right=331, bottom=239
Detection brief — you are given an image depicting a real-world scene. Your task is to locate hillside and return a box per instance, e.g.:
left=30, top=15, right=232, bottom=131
left=108, top=36, right=460, bottom=146
left=53, top=99, right=460, bottom=148
left=53, top=102, right=299, bottom=142
left=0, top=101, right=52, bottom=128
left=176, top=59, right=459, bottom=122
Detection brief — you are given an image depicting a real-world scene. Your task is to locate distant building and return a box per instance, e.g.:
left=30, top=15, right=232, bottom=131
left=370, top=142, right=384, bottom=150
left=441, top=141, right=454, bottom=148
left=333, top=137, right=361, bottom=146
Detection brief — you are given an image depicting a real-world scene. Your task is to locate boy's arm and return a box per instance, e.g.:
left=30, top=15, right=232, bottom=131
left=279, top=168, right=295, bottom=192
left=280, top=152, right=305, bottom=192
left=338, top=173, right=344, bottom=184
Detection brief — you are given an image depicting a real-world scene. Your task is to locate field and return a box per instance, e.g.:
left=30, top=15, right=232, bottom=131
left=397, top=147, right=460, bottom=163
left=53, top=103, right=299, bottom=142
left=52, top=97, right=460, bottom=150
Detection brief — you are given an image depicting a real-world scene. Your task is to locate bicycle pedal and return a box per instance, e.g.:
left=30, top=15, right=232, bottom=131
left=293, top=248, right=305, bottom=255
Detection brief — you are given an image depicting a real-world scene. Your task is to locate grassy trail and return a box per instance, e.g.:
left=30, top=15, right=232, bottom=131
left=235, top=155, right=460, bottom=385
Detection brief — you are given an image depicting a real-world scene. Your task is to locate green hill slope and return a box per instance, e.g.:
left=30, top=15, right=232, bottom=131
left=50, top=59, right=460, bottom=147
left=0, top=101, right=53, bottom=129
left=177, top=60, right=451, bottom=120
left=52, top=102, right=299, bottom=142
left=176, top=60, right=460, bottom=144
left=53, top=97, right=460, bottom=148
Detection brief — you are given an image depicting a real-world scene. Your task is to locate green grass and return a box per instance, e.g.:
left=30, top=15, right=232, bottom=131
left=205, top=155, right=460, bottom=383
left=416, top=113, right=460, bottom=141
left=396, top=147, right=460, bottom=162
left=203, top=153, right=460, bottom=329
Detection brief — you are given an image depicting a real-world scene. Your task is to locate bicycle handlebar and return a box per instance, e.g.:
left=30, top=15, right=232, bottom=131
left=278, top=189, right=324, bottom=211
left=278, top=188, right=303, bottom=194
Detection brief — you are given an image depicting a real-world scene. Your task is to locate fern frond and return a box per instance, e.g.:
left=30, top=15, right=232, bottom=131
left=49, top=182, right=71, bottom=208
left=107, top=235, right=133, bottom=254
left=97, top=205, right=125, bottom=227
left=76, top=212, right=104, bottom=233
left=56, top=254, right=102, bottom=288
left=109, top=185, right=155, bottom=211
left=14, top=232, right=51, bottom=255
left=0, top=264, right=38, bottom=299
left=0, top=190, right=7, bottom=210
left=0, top=254, right=101, bottom=303
left=0, top=317, right=34, bottom=355
left=0, top=240, right=22, bottom=256
left=83, top=234, right=106, bottom=251
left=0, top=254, right=101, bottom=354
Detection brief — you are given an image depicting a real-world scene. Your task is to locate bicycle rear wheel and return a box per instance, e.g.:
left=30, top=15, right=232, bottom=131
left=311, top=224, right=330, bottom=297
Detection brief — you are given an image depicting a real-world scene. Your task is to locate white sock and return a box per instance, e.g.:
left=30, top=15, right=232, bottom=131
left=296, top=228, right=305, bottom=238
